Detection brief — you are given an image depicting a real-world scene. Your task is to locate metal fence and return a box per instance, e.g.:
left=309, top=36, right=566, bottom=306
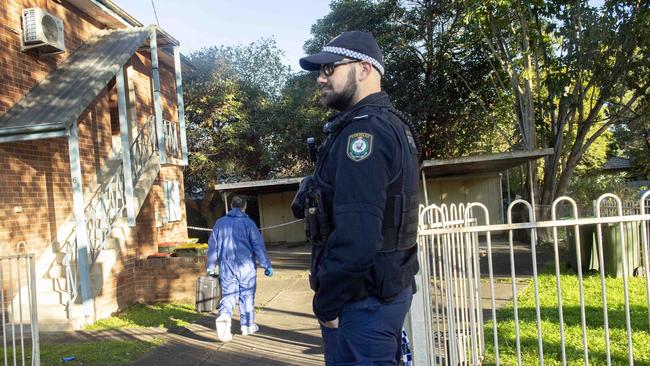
left=409, top=192, right=650, bottom=366
left=0, top=243, right=40, bottom=366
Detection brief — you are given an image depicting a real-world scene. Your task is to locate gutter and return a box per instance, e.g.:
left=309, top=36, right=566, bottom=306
left=93, top=0, right=143, bottom=27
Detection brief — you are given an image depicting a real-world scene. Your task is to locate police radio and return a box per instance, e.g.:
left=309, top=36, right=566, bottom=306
left=307, top=137, right=318, bottom=164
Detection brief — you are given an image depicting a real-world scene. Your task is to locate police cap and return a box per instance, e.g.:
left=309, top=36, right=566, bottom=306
left=299, top=31, right=385, bottom=75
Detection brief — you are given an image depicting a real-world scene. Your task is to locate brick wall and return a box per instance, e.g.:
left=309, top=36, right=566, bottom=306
left=134, top=256, right=206, bottom=304
left=0, top=1, right=188, bottom=322
left=0, top=138, right=71, bottom=256
left=0, top=0, right=105, bottom=115
left=131, top=52, right=179, bottom=124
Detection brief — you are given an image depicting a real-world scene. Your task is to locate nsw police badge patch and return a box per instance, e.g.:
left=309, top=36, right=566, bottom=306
left=347, top=132, right=373, bottom=162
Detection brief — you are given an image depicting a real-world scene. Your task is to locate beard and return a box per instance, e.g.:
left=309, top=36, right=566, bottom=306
left=320, top=68, right=357, bottom=111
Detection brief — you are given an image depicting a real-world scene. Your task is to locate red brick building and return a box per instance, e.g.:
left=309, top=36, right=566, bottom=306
left=0, top=0, right=193, bottom=330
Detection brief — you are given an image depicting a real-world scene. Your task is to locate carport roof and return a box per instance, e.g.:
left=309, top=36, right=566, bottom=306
left=214, top=177, right=305, bottom=194
left=422, top=148, right=553, bottom=179
left=213, top=149, right=554, bottom=194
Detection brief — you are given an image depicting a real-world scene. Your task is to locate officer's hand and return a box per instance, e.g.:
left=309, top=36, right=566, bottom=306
left=320, top=317, right=339, bottom=329
left=264, top=267, right=273, bottom=277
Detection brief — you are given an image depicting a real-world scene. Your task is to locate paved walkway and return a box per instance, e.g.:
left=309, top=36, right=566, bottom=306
left=129, top=244, right=323, bottom=366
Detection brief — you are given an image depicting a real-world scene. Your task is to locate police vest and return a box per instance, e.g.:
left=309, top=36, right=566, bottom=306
left=315, top=104, right=420, bottom=253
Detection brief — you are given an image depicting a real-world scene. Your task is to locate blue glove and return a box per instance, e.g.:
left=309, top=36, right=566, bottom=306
left=207, top=267, right=218, bottom=277
left=264, top=267, right=273, bottom=277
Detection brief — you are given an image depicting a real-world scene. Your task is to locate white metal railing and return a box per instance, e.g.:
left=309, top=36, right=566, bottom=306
left=130, top=115, right=157, bottom=186
left=84, top=162, right=126, bottom=264
left=597, top=198, right=650, bottom=216
left=162, top=119, right=181, bottom=160
left=410, top=192, right=650, bottom=366
left=0, top=243, right=40, bottom=366
left=59, top=161, right=126, bottom=312
left=61, top=234, right=78, bottom=311
left=51, top=116, right=162, bottom=320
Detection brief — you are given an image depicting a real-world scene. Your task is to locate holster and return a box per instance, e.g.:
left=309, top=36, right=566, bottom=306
left=291, top=176, right=312, bottom=219
left=291, top=176, right=331, bottom=245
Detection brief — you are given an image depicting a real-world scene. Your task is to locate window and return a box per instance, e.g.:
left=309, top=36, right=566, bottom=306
left=163, top=180, right=182, bottom=223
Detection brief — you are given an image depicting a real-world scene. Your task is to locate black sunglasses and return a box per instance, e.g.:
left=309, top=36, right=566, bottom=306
left=311, top=59, right=360, bottom=78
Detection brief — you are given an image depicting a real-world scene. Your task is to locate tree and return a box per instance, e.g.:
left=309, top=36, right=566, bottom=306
left=263, top=73, right=331, bottom=177
left=465, top=0, right=649, bottom=207
left=183, top=39, right=291, bottom=185
left=611, top=99, right=650, bottom=180
left=305, top=0, right=513, bottom=158
left=183, top=39, right=293, bottom=224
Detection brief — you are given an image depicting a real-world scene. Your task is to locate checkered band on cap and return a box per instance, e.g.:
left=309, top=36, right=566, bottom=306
left=322, top=46, right=385, bottom=75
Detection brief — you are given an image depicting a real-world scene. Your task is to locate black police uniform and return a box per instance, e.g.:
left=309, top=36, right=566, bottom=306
left=303, top=91, right=420, bottom=364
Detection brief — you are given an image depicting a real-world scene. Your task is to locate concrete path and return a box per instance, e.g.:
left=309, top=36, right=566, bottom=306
left=128, top=244, right=324, bottom=366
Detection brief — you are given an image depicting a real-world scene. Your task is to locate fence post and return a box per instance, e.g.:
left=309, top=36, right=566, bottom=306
left=29, top=254, right=40, bottom=366
left=408, top=247, right=433, bottom=366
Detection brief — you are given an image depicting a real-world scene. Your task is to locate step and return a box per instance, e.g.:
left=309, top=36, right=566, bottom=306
left=11, top=290, right=68, bottom=325
left=11, top=292, right=64, bottom=312
left=35, top=284, right=72, bottom=306
left=130, top=154, right=160, bottom=223
left=47, top=264, right=67, bottom=279
left=54, top=251, right=67, bottom=264
left=37, top=315, right=87, bottom=332
left=103, top=237, right=121, bottom=251
left=37, top=303, right=70, bottom=319
left=110, top=217, right=130, bottom=239
left=35, top=294, right=71, bottom=309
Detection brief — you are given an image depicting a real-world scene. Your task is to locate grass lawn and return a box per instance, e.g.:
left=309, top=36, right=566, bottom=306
left=1, top=339, right=163, bottom=365
left=85, top=302, right=202, bottom=330
left=1, top=302, right=200, bottom=365
left=483, top=265, right=650, bottom=365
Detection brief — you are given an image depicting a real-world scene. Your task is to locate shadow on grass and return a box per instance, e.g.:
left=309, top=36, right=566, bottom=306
left=86, top=303, right=203, bottom=330
left=1, top=339, right=162, bottom=366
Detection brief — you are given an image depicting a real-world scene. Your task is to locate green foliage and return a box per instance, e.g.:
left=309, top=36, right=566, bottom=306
left=85, top=302, right=201, bottom=330
left=264, top=73, right=330, bottom=177
left=1, top=339, right=162, bottom=366
left=180, top=0, right=648, bottom=197
left=571, top=126, right=613, bottom=176
left=569, top=172, right=639, bottom=206
left=483, top=266, right=650, bottom=365
left=305, top=0, right=511, bottom=158
left=462, top=0, right=649, bottom=203
left=183, top=38, right=332, bottom=197
left=183, top=39, right=294, bottom=189
left=611, top=101, right=650, bottom=179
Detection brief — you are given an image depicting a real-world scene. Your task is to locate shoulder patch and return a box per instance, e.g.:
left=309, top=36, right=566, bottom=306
left=347, top=132, right=373, bottom=162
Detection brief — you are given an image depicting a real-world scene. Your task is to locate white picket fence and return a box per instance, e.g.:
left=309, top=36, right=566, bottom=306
left=407, top=192, right=650, bottom=366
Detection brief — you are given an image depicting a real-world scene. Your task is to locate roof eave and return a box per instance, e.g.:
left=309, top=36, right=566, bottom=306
left=0, top=128, right=67, bottom=143
left=92, top=0, right=143, bottom=28
left=422, top=148, right=554, bottom=179
left=0, top=122, right=64, bottom=136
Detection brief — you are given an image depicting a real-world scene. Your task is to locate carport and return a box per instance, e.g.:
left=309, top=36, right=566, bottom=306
left=212, top=148, right=554, bottom=242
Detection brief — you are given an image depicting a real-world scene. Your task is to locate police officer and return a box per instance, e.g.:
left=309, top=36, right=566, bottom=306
left=296, top=31, right=421, bottom=365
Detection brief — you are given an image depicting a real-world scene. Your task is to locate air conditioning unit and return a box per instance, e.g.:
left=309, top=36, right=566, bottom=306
left=21, top=7, right=65, bottom=55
